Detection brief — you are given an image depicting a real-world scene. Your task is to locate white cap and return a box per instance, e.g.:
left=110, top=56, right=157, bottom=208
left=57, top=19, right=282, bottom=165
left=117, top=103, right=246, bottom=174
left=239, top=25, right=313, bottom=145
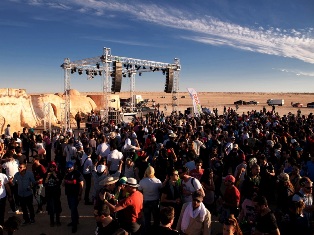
left=97, top=165, right=106, bottom=173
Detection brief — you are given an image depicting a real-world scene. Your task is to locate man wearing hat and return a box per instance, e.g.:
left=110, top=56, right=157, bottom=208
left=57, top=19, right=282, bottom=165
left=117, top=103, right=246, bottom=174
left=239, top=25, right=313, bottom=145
left=176, top=191, right=211, bottom=235
left=103, top=178, right=143, bottom=234
left=92, top=164, right=108, bottom=203
left=63, top=161, right=84, bottom=233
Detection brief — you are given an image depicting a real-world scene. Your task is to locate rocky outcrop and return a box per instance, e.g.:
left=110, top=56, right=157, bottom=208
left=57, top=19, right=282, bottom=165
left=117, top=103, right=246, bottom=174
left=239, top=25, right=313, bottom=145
left=0, top=88, right=97, bottom=133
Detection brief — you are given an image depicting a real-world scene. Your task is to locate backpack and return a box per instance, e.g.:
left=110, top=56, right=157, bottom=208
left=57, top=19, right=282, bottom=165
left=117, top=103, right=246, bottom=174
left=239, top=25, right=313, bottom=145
left=78, top=157, right=89, bottom=174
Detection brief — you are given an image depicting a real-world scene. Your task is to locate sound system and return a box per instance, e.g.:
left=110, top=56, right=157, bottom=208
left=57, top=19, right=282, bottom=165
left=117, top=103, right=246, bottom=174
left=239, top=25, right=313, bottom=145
left=111, top=62, right=122, bottom=93
left=164, top=68, right=174, bottom=93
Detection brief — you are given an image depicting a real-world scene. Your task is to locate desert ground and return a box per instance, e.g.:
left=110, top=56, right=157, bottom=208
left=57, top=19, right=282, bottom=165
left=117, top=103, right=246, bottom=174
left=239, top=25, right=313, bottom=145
left=82, top=91, right=314, bottom=116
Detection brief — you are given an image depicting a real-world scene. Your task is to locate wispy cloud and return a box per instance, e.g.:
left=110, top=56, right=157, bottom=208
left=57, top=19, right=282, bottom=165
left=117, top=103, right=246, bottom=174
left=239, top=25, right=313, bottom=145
left=81, top=36, right=161, bottom=48
left=23, top=0, right=314, bottom=64
left=274, top=68, right=314, bottom=77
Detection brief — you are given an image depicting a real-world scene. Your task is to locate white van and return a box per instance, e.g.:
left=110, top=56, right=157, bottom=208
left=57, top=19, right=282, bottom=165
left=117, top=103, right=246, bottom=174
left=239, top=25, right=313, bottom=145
left=267, top=99, right=284, bottom=106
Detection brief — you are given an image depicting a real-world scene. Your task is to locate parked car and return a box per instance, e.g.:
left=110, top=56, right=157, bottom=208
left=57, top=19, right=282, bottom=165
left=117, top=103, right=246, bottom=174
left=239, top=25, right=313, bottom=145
left=307, top=102, right=314, bottom=108
left=248, top=100, right=259, bottom=105
left=234, top=100, right=244, bottom=105
left=291, top=102, right=303, bottom=108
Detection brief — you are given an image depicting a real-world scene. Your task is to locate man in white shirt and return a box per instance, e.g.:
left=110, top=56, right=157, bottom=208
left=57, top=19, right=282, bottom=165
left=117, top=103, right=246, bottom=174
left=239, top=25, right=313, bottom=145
left=1, top=154, right=19, bottom=214
left=63, top=138, right=77, bottom=163
left=107, top=144, right=123, bottom=175
left=179, top=166, right=204, bottom=203
left=0, top=170, right=13, bottom=226
left=95, top=135, right=110, bottom=161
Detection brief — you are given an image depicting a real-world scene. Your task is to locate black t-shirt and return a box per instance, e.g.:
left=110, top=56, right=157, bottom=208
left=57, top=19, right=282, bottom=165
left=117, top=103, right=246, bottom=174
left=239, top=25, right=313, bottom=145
left=152, top=226, right=179, bottom=235
left=96, top=219, right=125, bottom=235
left=64, top=170, right=84, bottom=196
left=256, top=210, right=278, bottom=233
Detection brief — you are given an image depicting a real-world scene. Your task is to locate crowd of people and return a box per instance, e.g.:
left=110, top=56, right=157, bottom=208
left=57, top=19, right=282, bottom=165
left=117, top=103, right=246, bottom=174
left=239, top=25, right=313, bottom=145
left=0, top=106, right=314, bottom=235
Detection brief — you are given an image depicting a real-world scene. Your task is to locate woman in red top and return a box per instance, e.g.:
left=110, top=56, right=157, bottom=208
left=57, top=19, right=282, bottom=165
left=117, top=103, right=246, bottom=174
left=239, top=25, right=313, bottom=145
left=223, top=175, right=240, bottom=217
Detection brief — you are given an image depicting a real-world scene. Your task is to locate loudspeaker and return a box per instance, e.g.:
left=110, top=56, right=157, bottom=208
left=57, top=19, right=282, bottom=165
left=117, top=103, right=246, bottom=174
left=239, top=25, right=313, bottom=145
left=111, top=62, right=122, bottom=93
left=164, top=68, right=174, bottom=93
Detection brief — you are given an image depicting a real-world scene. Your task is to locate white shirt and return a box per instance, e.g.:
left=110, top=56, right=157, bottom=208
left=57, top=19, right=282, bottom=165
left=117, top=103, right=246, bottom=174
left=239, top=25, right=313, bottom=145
left=0, top=173, right=9, bottom=199
left=182, top=177, right=202, bottom=203
left=96, top=143, right=110, bottom=158
left=81, top=153, right=93, bottom=174
left=107, top=149, right=123, bottom=172
left=63, top=144, right=77, bottom=162
left=2, top=159, right=19, bottom=178
left=139, top=177, right=162, bottom=201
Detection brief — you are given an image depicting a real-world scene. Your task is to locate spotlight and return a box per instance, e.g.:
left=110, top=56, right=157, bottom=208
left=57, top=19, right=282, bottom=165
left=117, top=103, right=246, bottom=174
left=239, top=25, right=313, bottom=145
left=99, top=71, right=102, bottom=76
left=78, top=69, right=83, bottom=75
left=162, top=69, right=166, bottom=75
left=143, top=66, right=146, bottom=69
left=71, top=69, right=75, bottom=74
left=96, top=63, right=100, bottom=69
left=123, top=73, right=126, bottom=77
left=139, top=72, right=142, bottom=76
left=124, top=64, right=127, bottom=68
left=86, top=70, right=90, bottom=75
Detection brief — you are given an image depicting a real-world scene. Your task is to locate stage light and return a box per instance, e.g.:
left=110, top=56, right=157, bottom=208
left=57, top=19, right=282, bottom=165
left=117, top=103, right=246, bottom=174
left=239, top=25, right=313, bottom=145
left=99, top=71, right=102, bottom=76
left=162, top=69, right=166, bottom=75
left=86, top=70, right=90, bottom=75
left=139, top=72, right=142, bottom=76
left=96, top=63, right=100, bottom=69
left=78, top=69, right=83, bottom=75
left=143, top=66, right=146, bottom=69
left=71, top=69, right=75, bottom=74
left=123, top=73, right=126, bottom=77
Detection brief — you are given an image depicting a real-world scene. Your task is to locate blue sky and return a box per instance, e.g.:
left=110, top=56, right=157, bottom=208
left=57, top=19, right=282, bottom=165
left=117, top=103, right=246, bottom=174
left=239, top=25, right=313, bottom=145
left=0, top=0, right=313, bottom=93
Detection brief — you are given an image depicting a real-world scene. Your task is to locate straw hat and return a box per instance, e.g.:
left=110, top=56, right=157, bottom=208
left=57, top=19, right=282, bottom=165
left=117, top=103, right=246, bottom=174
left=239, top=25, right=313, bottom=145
left=125, top=178, right=140, bottom=188
left=99, top=176, right=119, bottom=186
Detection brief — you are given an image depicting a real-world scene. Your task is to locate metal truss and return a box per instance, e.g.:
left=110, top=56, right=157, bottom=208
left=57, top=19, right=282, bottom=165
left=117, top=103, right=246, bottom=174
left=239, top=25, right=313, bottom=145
left=43, top=102, right=52, bottom=136
left=61, top=47, right=181, bottom=129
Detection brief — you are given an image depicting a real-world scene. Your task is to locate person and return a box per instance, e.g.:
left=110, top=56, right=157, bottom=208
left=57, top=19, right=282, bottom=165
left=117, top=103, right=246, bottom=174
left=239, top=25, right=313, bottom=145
left=190, top=159, right=204, bottom=180
left=63, top=138, right=77, bottom=164
left=19, top=128, right=29, bottom=163
left=0, top=168, right=13, bottom=226
left=139, top=166, right=162, bottom=233
left=94, top=204, right=127, bottom=235
left=200, top=168, right=215, bottom=212
left=12, top=163, right=36, bottom=225
left=279, top=200, right=310, bottom=235
left=292, top=177, right=314, bottom=229
left=160, top=169, right=182, bottom=228
left=179, top=166, right=205, bottom=203
left=103, top=178, right=143, bottom=234
left=176, top=191, right=211, bottom=235
left=252, top=195, right=280, bottom=235
left=222, top=214, right=243, bottom=235
left=43, top=161, right=62, bottom=227
left=80, top=147, right=93, bottom=205
left=276, top=172, right=294, bottom=213
left=95, top=135, right=110, bottom=161
left=107, top=143, right=124, bottom=175
left=63, top=161, right=84, bottom=233
left=1, top=153, right=19, bottom=213
left=75, top=112, right=82, bottom=130
left=32, top=156, right=47, bottom=213
left=222, top=175, right=240, bottom=217
left=153, top=206, right=179, bottom=235
left=92, top=164, right=108, bottom=203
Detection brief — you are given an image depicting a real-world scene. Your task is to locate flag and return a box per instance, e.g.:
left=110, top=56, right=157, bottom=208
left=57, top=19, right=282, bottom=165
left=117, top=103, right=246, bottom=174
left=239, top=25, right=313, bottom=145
left=187, top=88, right=202, bottom=117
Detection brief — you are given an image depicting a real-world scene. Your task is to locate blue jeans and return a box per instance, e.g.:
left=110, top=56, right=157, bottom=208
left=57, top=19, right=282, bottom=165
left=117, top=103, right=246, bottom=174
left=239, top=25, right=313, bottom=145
left=67, top=195, right=79, bottom=224
left=20, top=194, right=35, bottom=222
left=143, top=200, right=160, bottom=233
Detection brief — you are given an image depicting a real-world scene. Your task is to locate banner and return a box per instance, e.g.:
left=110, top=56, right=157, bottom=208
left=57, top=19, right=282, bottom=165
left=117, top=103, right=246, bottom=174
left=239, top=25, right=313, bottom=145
left=187, top=88, right=202, bottom=117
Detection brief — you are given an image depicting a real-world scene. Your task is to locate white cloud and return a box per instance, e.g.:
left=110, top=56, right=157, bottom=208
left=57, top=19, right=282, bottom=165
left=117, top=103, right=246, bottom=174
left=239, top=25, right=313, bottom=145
left=274, top=68, right=314, bottom=77
left=24, top=0, right=314, bottom=64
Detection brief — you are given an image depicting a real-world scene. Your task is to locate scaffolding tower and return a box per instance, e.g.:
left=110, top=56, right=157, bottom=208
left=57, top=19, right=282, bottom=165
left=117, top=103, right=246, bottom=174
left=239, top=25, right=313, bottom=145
left=61, top=47, right=181, bottom=131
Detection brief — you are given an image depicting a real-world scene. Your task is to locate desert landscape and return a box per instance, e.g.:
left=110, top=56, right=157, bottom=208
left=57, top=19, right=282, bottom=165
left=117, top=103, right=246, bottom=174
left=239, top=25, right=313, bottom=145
left=0, top=88, right=313, bottom=134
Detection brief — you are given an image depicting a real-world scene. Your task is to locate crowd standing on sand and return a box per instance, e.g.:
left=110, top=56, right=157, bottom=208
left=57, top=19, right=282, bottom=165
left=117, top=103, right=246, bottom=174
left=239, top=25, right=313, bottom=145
left=0, top=106, right=314, bottom=235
